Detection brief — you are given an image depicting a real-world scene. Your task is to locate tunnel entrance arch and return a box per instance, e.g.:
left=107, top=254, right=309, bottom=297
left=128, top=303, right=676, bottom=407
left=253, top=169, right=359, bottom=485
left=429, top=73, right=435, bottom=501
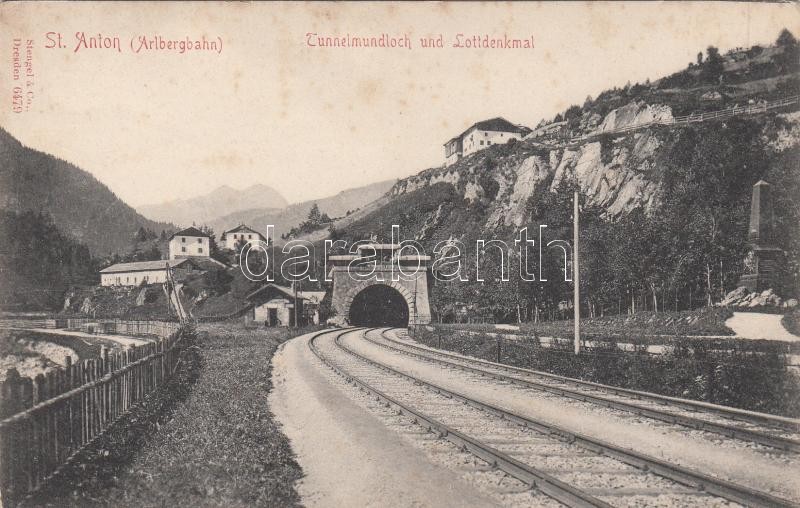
left=329, top=243, right=432, bottom=326
left=348, top=284, right=410, bottom=327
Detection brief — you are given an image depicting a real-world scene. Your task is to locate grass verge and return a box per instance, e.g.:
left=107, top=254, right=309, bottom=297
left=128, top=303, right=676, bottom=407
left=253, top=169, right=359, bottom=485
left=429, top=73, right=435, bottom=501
left=23, top=323, right=309, bottom=507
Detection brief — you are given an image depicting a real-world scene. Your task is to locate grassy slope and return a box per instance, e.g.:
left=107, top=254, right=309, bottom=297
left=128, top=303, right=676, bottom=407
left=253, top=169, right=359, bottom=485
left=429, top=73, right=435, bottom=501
left=26, top=324, right=306, bottom=507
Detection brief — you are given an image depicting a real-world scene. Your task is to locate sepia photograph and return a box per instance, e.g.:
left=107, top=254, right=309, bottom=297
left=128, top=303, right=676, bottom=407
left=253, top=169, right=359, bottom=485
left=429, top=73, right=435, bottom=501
left=0, top=1, right=799, bottom=506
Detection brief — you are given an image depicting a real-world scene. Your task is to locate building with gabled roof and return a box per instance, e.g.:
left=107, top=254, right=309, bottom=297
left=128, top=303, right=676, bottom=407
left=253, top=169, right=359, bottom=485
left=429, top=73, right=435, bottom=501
left=169, top=226, right=211, bottom=260
left=220, top=224, right=266, bottom=251
left=99, top=258, right=201, bottom=287
left=245, top=283, right=327, bottom=326
left=444, top=117, right=531, bottom=166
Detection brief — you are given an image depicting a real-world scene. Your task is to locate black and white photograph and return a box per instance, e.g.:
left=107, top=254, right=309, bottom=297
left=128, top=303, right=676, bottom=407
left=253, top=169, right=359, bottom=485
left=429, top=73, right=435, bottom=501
left=0, top=2, right=799, bottom=506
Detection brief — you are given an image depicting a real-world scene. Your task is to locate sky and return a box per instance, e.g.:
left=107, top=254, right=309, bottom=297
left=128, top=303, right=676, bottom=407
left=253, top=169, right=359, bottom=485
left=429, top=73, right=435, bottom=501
left=0, top=2, right=797, bottom=208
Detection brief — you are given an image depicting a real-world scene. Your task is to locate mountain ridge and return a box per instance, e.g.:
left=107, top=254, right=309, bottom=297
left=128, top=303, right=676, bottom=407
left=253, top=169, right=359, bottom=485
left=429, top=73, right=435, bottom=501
left=208, top=179, right=395, bottom=239
left=137, top=182, right=289, bottom=227
left=0, top=127, right=174, bottom=256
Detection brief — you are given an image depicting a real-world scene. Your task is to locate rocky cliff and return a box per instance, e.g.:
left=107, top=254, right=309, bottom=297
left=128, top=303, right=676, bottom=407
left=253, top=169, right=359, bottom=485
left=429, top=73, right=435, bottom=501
left=386, top=103, right=798, bottom=243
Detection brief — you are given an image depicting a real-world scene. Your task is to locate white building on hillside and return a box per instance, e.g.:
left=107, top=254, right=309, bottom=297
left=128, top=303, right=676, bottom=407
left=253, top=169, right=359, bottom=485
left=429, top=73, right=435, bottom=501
left=169, top=227, right=211, bottom=260
left=221, top=224, right=266, bottom=251
left=444, top=117, right=531, bottom=166
left=99, top=258, right=200, bottom=287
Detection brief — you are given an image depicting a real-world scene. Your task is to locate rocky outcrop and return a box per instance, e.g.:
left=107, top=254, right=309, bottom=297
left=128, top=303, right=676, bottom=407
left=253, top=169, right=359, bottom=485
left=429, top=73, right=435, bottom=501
left=386, top=102, right=799, bottom=241
left=550, top=131, right=661, bottom=216
left=135, top=287, right=148, bottom=306
left=595, top=100, right=673, bottom=134
left=503, top=155, right=551, bottom=227
left=718, top=287, right=797, bottom=308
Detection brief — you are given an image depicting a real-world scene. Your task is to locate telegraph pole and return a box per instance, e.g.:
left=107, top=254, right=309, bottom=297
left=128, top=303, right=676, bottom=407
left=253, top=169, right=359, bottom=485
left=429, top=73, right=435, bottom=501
left=573, top=190, right=581, bottom=355
left=293, top=280, right=299, bottom=327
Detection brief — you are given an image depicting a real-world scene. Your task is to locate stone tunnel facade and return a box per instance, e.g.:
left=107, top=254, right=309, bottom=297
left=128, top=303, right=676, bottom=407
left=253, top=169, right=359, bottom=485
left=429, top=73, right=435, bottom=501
left=331, top=267, right=431, bottom=326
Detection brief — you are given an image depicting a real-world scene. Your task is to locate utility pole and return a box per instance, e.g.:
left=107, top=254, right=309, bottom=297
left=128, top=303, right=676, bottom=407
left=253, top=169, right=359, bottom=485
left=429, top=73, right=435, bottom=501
left=293, top=280, right=299, bottom=327
left=573, top=190, right=581, bottom=355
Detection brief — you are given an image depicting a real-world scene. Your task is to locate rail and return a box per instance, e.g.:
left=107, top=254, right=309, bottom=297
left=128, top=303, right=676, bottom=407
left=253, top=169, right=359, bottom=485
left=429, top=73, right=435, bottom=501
left=0, top=322, right=191, bottom=504
left=308, top=328, right=611, bottom=507
left=331, top=328, right=795, bottom=507
left=372, top=329, right=800, bottom=451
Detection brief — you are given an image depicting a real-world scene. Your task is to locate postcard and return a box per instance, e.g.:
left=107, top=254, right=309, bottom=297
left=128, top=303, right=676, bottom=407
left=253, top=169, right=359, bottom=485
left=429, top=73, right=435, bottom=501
left=0, top=2, right=798, bottom=506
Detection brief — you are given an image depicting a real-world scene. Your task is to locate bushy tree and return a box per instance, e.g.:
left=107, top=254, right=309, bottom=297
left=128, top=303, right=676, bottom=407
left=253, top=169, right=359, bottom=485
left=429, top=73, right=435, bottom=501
left=777, top=28, right=797, bottom=47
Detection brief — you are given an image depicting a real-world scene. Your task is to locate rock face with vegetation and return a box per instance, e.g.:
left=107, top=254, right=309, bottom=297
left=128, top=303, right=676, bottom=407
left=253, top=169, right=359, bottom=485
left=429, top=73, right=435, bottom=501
left=336, top=33, right=800, bottom=323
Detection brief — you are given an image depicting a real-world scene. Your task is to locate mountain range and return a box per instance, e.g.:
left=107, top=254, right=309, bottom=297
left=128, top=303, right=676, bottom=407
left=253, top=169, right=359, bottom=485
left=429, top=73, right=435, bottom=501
left=137, top=183, right=289, bottom=227
left=207, top=179, right=394, bottom=240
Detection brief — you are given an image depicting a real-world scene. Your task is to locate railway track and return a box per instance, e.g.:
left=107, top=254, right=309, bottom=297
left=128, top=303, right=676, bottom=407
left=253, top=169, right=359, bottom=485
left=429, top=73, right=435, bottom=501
left=364, top=328, right=800, bottom=454
left=309, top=327, right=796, bottom=507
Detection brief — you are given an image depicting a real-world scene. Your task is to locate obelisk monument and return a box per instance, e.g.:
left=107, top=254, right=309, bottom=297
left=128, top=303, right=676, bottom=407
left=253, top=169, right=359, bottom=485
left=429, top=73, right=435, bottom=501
left=738, top=180, right=784, bottom=293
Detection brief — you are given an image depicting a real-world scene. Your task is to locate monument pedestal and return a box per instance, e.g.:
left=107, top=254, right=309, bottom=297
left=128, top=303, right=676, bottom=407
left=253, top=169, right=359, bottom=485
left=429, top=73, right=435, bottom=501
left=736, top=180, right=784, bottom=295
left=738, top=247, right=784, bottom=293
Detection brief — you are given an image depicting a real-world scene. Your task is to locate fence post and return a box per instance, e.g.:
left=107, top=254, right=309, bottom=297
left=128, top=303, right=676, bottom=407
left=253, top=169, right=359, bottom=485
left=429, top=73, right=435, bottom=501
left=64, top=356, right=74, bottom=457
left=102, top=347, right=110, bottom=428
left=1, top=369, right=23, bottom=500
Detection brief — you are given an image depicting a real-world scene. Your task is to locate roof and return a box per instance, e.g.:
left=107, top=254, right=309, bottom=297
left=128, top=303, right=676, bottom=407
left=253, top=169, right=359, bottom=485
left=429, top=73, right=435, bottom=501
left=170, top=226, right=210, bottom=239
left=444, top=117, right=529, bottom=146
left=298, top=291, right=326, bottom=304
left=222, top=224, right=265, bottom=238
left=246, top=283, right=296, bottom=301
left=173, top=256, right=228, bottom=270
left=247, top=283, right=327, bottom=303
left=100, top=258, right=192, bottom=274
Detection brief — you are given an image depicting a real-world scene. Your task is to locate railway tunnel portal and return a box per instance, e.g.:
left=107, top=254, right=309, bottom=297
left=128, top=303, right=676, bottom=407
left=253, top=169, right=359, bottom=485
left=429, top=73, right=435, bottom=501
left=329, top=243, right=432, bottom=327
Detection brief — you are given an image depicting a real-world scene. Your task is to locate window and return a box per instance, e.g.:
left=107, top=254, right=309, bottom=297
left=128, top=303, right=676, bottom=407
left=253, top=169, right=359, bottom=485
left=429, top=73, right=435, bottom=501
left=197, top=238, right=202, bottom=243
left=181, top=237, right=185, bottom=243
left=248, top=234, right=252, bottom=239
left=234, top=234, right=238, bottom=239
left=199, top=247, right=203, bottom=253
left=182, top=246, right=186, bottom=252
left=484, top=132, right=488, bottom=136
left=480, top=140, right=484, bottom=145
left=501, top=133, right=504, bottom=137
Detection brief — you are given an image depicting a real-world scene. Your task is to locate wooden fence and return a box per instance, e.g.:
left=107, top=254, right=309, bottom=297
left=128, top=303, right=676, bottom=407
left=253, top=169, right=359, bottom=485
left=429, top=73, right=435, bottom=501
left=0, top=322, right=190, bottom=504
left=523, top=94, right=800, bottom=147
left=0, top=317, right=180, bottom=339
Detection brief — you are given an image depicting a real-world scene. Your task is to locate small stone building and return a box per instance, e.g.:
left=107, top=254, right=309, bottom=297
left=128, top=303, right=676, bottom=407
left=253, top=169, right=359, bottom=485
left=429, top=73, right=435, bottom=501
left=246, top=283, right=324, bottom=327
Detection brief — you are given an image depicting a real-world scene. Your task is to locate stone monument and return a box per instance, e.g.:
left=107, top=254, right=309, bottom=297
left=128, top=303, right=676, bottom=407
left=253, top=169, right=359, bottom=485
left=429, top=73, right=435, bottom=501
left=737, top=180, right=784, bottom=293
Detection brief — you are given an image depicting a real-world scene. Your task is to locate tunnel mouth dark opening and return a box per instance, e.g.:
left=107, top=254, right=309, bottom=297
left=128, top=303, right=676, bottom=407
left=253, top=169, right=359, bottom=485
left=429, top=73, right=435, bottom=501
left=349, top=285, right=409, bottom=327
